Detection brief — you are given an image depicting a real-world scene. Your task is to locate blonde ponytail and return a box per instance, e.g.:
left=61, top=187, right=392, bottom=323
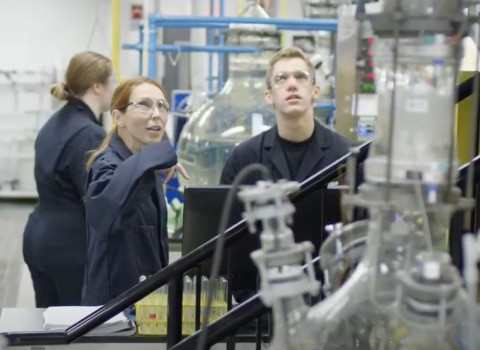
left=86, top=127, right=116, bottom=170
left=50, top=82, right=71, bottom=100
left=55, top=51, right=112, bottom=101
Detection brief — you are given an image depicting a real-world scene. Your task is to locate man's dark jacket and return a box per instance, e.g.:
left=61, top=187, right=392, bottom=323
left=220, top=119, right=350, bottom=185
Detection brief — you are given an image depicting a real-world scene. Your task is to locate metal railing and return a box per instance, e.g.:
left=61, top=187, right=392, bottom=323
left=3, top=140, right=369, bottom=348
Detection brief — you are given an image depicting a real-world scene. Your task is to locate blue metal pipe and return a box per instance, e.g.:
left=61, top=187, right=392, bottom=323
left=217, top=33, right=225, bottom=93
left=217, top=0, right=225, bottom=93
left=123, top=43, right=143, bottom=50
left=156, top=22, right=228, bottom=29
left=152, top=44, right=260, bottom=53
left=207, top=29, right=214, bottom=96
left=314, top=101, right=335, bottom=110
left=208, top=0, right=215, bottom=96
left=148, top=14, right=157, bottom=78
left=276, top=24, right=336, bottom=31
left=153, top=21, right=336, bottom=31
left=122, top=43, right=147, bottom=75
left=150, top=15, right=337, bottom=32
left=219, top=0, right=224, bottom=17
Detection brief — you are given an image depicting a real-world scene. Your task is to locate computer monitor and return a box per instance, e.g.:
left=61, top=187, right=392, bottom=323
left=181, top=186, right=247, bottom=276
left=182, top=185, right=343, bottom=287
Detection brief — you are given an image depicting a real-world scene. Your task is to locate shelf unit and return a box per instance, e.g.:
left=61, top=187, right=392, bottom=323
left=0, top=69, right=55, bottom=199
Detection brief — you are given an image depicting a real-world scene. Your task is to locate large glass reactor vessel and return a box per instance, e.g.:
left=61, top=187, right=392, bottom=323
left=177, top=1, right=280, bottom=186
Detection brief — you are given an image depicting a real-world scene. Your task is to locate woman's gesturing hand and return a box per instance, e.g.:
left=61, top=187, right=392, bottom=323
left=157, top=163, right=190, bottom=183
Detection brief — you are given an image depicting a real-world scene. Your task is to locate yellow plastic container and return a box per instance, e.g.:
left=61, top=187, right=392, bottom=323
left=182, top=276, right=228, bottom=335
left=135, top=286, right=168, bottom=335
left=135, top=276, right=228, bottom=335
left=182, top=275, right=196, bottom=335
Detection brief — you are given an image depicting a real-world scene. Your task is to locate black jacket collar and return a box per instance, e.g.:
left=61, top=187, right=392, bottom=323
left=263, top=119, right=332, bottom=181
left=69, top=98, right=102, bottom=126
left=109, top=132, right=133, bottom=161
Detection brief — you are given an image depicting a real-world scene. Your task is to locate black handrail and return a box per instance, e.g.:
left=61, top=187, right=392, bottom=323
left=3, top=140, right=370, bottom=347
left=457, top=72, right=480, bottom=104
left=174, top=294, right=267, bottom=350
left=458, top=154, right=480, bottom=185
left=6, top=134, right=479, bottom=346
left=171, top=256, right=321, bottom=350
left=181, top=147, right=480, bottom=350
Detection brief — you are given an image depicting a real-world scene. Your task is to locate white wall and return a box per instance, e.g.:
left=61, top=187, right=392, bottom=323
left=0, top=0, right=307, bottom=89
left=119, top=0, right=194, bottom=79
left=0, top=0, right=194, bottom=78
left=0, top=0, right=199, bottom=88
left=0, top=0, right=111, bottom=77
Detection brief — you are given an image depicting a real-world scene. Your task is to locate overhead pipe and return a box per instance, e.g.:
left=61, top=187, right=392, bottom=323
left=217, top=0, right=225, bottom=93
left=149, top=14, right=337, bottom=31
left=152, top=44, right=260, bottom=53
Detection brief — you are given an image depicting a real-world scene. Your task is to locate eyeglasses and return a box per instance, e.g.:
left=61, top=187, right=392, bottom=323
left=121, top=97, right=170, bottom=116
left=271, top=70, right=314, bottom=87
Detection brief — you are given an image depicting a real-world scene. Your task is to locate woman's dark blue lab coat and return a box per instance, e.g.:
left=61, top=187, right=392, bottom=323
left=81, top=132, right=177, bottom=305
left=23, top=99, right=105, bottom=307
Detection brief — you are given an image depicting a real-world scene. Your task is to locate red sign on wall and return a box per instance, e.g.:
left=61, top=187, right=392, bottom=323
left=131, top=4, right=143, bottom=20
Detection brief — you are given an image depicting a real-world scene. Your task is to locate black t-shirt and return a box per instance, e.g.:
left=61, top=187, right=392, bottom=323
left=278, top=132, right=314, bottom=179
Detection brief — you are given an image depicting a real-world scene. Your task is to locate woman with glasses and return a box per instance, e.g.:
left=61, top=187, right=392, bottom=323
left=81, top=76, right=189, bottom=305
left=23, top=51, right=115, bottom=307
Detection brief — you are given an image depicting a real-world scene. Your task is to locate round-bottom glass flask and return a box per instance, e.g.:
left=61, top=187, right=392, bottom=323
left=177, top=1, right=279, bottom=186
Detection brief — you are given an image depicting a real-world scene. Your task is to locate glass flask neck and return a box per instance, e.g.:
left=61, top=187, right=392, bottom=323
left=361, top=212, right=403, bottom=266
left=227, top=51, right=271, bottom=77
left=219, top=59, right=268, bottom=95
left=359, top=209, right=429, bottom=306
left=271, top=295, right=310, bottom=348
left=225, top=68, right=266, bottom=80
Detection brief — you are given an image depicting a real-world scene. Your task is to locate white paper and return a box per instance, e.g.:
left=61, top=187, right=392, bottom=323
left=43, top=306, right=129, bottom=331
left=351, top=94, right=378, bottom=117
left=251, top=113, right=264, bottom=136
left=405, top=98, right=429, bottom=114
left=0, top=307, right=135, bottom=336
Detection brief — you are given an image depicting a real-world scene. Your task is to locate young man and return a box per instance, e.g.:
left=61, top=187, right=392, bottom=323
left=220, top=47, right=350, bottom=185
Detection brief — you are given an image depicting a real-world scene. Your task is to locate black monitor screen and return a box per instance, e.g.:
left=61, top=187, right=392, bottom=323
left=182, top=185, right=343, bottom=288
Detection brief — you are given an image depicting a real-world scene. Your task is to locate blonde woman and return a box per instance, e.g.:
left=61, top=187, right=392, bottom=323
left=23, top=51, right=116, bottom=307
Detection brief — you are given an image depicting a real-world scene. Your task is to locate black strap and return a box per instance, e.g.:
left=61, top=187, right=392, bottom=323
left=457, top=72, right=480, bottom=103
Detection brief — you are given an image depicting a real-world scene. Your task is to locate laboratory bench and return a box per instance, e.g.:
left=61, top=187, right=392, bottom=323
left=0, top=307, right=263, bottom=350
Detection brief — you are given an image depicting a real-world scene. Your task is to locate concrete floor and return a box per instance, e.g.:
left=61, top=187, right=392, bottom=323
left=0, top=203, right=35, bottom=308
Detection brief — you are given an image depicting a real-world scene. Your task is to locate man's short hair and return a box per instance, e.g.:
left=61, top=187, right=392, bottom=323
left=266, top=47, right=316, bottom=89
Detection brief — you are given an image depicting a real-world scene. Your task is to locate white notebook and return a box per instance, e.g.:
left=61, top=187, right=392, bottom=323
left=43, top=306, right=135, bottom=336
